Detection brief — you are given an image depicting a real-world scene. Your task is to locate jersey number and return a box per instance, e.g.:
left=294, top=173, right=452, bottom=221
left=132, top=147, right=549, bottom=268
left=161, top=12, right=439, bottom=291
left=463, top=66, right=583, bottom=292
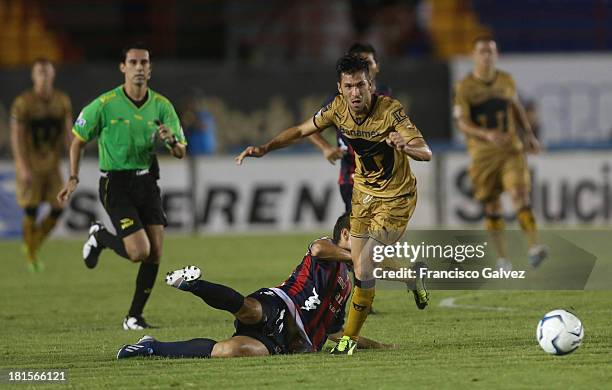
left=470, top=98, right=509, bottom=132
left=30, top=118, right=62, bottom=148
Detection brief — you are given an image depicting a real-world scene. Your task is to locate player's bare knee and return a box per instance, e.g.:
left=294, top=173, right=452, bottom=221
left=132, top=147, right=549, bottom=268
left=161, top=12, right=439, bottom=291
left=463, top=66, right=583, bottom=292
left=127, top=245, right=150, bottom=262
left=210, top=341, right=231, bottom=358
left=235, top=297, right=261, bottom=324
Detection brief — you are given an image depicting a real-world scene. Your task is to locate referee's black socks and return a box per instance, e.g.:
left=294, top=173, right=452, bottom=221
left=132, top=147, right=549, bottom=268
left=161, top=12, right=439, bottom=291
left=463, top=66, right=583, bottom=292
left=96, top=229, right=129, bottom=259
left=128, top=262, right=159, bottom=317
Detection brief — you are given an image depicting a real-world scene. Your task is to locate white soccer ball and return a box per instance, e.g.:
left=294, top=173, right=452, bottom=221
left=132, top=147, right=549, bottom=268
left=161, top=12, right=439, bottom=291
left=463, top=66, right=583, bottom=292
left=536, top=309, right=584, bottom=355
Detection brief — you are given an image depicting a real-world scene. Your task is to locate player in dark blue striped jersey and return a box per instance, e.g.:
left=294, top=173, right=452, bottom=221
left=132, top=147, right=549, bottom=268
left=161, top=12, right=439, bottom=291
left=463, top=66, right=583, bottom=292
left=117, top=213, right=393, bottom=359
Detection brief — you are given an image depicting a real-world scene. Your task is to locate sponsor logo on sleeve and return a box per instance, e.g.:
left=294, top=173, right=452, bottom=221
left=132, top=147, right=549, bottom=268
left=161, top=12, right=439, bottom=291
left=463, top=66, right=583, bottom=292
left=75, top=111, right=86, bottom=127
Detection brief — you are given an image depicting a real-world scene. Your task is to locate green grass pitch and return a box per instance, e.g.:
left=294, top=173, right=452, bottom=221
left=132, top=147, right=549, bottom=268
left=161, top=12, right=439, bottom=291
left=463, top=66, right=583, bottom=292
left=1, top=233, right=612, bottom=389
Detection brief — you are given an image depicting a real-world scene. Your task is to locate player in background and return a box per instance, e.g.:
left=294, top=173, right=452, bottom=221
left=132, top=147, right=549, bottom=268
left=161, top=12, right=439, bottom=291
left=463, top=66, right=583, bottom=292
left=308, top=43, right=391, bottom=212
left=10, top=58, right=72, bottom=272
left=235, top=54, right=431, bottom=355
left=57, top=43, right=187, bottom=329
left=117, top=213, right=392, bottom=359
left=454, top=36, right=547, bottom=270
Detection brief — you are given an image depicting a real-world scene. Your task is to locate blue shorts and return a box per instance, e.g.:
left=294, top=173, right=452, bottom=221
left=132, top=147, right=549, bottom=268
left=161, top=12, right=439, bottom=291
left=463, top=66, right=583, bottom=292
left=233, top=288, right=291, bottom=355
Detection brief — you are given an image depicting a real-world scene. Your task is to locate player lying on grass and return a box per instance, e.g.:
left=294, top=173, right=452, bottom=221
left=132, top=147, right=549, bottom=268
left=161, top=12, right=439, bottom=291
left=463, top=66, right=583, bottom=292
left=118, top=213, right=427, bottom=359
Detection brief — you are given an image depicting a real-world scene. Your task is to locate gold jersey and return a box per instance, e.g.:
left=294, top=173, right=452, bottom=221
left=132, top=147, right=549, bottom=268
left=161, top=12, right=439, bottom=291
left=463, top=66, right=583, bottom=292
left=454, top=70, right=523, bottom=161
left=313, top=94, right=423, bottom=198
left=11, top=89, right=72, bottom=171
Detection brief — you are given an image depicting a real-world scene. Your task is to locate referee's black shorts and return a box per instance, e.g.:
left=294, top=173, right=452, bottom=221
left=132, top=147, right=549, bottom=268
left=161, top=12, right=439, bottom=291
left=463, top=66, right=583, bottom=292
left=98, top=170, right=167, bottom=238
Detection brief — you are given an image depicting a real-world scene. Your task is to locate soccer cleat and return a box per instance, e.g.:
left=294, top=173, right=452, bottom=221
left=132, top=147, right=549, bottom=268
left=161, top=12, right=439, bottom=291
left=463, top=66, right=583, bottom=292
left=528, top=245, right=548, bottom=269
left=27, top=261, right=44, bottom=273
left=116, top=335, right=156, bottom=359
left=83, top=222, right=105, bottom=269
left=409, top=262, right=429, bottom=310
left=496, top=258, right=513, bottom=272
left=123, top=316, right=155, bottom=330
left=165, top=265, right=202, bottom=291
left=330, top=336, right=357, bottom=355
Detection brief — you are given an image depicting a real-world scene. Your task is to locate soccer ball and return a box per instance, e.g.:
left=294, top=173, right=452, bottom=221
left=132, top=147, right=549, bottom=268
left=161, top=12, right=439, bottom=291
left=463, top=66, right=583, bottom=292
left=536, top=309, right=584, bottom=355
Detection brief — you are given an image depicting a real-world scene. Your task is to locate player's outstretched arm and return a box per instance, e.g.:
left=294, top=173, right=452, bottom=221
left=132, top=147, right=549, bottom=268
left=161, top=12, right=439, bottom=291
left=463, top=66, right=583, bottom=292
left=235, top=118, right=320, bottom=165
left=310, top=239, right=352, bottom=262
left=386, top=133, right=432, bottom=161
left=57, top=137, right=87, bottom=204
left=328, top=331, right=395, bottom=350
left=308, top=133, right=343, bottom=165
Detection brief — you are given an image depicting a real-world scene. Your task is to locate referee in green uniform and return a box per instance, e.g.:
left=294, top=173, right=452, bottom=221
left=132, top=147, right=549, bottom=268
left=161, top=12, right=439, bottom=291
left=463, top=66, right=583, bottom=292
left=58, top=43, right=187, bottom=330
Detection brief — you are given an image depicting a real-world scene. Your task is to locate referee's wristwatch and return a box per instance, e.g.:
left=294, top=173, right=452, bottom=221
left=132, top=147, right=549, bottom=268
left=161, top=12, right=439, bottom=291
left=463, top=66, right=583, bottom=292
left=69, top=175, right=79, bottom=183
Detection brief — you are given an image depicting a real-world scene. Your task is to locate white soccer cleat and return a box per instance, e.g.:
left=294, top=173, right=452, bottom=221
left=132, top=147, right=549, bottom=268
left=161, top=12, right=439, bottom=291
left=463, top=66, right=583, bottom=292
left=528, top=245, right=548, bottom=269
left=83, top=222, right=105, bottom=269
left=496, top=258, right=513, bottom=272
left=165, top=265, right=202, bottom=291
left=122, top=316, right=154, bottom=330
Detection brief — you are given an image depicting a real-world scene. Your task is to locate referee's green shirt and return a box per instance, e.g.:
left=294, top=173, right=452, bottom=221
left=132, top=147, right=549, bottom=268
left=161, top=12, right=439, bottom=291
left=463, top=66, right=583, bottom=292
left=73, top=86, right=186, bottom=171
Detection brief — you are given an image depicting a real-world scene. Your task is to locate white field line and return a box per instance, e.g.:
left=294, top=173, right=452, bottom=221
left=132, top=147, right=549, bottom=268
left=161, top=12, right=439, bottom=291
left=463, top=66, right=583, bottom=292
left=438, top=294, right=515, bottom=311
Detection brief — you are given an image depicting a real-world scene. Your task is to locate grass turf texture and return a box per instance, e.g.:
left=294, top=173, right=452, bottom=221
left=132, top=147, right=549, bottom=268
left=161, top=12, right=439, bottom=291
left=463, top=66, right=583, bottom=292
left=1, top=233, right=612, bottom=389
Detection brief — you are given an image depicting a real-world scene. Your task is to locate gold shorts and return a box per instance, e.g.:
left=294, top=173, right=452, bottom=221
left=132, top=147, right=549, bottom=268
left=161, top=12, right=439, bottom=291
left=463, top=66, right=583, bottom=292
left=15, top=168, right=63, bottom=208
left=469, top=152, right=530, bottom=202
left=350, top=187, right=417, bottom=245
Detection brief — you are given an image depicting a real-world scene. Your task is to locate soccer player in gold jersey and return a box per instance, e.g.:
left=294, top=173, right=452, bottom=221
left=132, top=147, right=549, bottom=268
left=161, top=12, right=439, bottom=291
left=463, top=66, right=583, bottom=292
left=236, top=54, right=431, bottom=355
left=10, top=58, right=73, bottom=272
left=454, top=36, right=547, bottom=270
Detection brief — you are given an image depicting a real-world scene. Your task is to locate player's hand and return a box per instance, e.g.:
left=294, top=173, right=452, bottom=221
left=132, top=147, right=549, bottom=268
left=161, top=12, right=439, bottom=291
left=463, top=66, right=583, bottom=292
left=235, top=146, right=267, bottom=165
left=323, top=146, right=343, bottom=165
left=157, top=124, right=176, bottom=144
left=386, top=131, right=407, bottom=151
left=524, top=133, right=541, bottom=154
left=485, top=131, right=512, bottom=147
left=57, top=178, right=78, bottom=205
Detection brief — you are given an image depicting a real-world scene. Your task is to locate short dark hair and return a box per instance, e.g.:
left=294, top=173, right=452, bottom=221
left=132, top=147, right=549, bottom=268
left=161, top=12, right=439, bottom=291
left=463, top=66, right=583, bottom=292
left=336, top=54, right=369, bottom=81
left=122, top=42, right=151, bottom=62
left=332, top=212, right=351, bottom=244
left=473, top=35, right=496, bottom=48
left=347, top=42, right=377, bottom=61
left=32, top=57, right=53, bottom=68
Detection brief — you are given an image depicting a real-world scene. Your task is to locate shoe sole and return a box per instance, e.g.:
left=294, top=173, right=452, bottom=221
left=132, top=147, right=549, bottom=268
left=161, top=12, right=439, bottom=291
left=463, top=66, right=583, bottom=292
left=84, top=245, right=101, bottom=269
left=165, top=265, right=202, bottom=287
